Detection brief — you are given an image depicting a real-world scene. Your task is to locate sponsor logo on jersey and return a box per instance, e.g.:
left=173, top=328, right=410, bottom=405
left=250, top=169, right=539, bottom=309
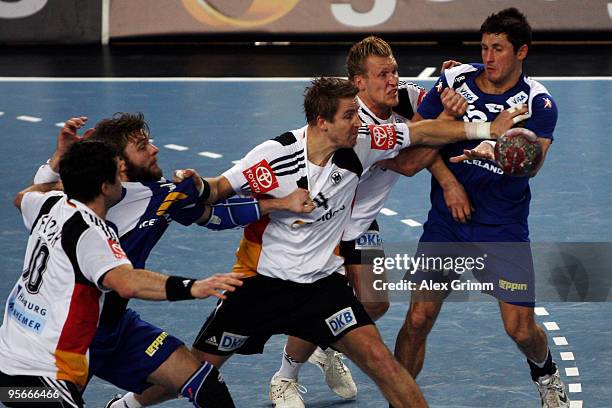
left=330, top=170, right=343, bottom=185
left=218, top=332, right=249, bottom=352
left=156, top=191, right=189, bottom=216
left=107, top=239, right=127, bottom=259
left=485, top=103, right=505, bottom=113
left=291, top=205, right=346, bottom=228
left=243, top=160, right=279, bottom=194
left=506, top=91, right=528, bottom=107
left=145, top=331, right=169, bottom=357
left=8, top=286, right=47, bottom=334
left=543, top=97, right=553, bottom=109
left=455, top=83, right=479, bottom=103
left=369, top=124, right=397, bottom=150
left=205, top=336, right=218, bottom=346
left=355, top=230, right=383, bottom=250
left=453, top=75, right=466, bottom=84
left=325, top=307, right=357, bottom=336
left=139, top=218, right=157, bottom=229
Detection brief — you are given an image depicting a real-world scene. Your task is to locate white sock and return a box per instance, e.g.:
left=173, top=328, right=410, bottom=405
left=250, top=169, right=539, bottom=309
left=110, top=392, right=142, bottom=408
left=275, top=346, right=304, bottom=380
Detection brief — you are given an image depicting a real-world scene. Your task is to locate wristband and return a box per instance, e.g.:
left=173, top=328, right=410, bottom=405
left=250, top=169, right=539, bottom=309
left=34, top=160, right=61, bottom=184
left=165, top=276, right=195, bottom=301
left=199, top=178, right=211, bottom=202
left=464, top=122, right=491, bottom=140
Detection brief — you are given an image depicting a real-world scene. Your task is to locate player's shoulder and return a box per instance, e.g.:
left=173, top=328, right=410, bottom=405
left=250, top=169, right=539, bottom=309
left=443, top=63, right=482, bottom=86
left=521, top=76, right=554, bottom=99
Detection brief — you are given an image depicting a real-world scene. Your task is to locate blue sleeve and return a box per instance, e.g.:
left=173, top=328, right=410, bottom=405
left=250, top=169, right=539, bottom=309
left=525, top=94, right=558, bottom=141
left=201, top=197, right=261, bottom=231
left=416, top=75, right=448, bottom=119
left=157, top=178, right=205, bottom=226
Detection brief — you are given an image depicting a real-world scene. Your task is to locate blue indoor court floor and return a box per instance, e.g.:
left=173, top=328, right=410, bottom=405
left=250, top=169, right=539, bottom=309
left=0, top=78, right=610, bottom=407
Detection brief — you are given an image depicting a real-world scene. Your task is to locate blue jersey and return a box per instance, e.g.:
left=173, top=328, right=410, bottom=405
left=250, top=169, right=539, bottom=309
left=101, top=178, right=205, bottom=323
left=418, top=63, right=558, bottom=225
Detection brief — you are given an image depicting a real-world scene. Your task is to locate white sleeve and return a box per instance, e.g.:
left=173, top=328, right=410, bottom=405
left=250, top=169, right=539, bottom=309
left=354, top=123, right=411, bottom=171
left=222, top=140, right=285, bottom=197
left=76, top=228, right=132, bottom=291
left=34, top=160, right=61, bottom=184
left=20, top=191, right=64, bottom=231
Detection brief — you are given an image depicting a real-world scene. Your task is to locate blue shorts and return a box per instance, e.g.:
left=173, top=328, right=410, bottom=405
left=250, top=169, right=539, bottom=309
left=89, top=308, right=184, bottom=393
left=414, top=215, right=535, bottom=306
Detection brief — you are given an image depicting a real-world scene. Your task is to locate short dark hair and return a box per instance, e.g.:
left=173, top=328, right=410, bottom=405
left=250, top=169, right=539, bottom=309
left=303, top=77, right=359, bottom=125
left=346, top=36, right=394, bottom=80
left=480, top=8, right=532, bottom=52
left=90, top=112, right=150, bottom=157
left=60, top=140, right=118, bottom=203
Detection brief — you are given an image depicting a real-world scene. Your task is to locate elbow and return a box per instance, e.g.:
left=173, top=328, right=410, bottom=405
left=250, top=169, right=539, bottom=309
left=13, top=191, right=25, bottom=210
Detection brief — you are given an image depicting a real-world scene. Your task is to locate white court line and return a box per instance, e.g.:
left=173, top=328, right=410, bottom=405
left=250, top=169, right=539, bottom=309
left=565, top=367, right=580, bottom=377
left=534, top=307, right=549, bottom=316
left=380, top=208, right=397, bottom=216
left=55, top=122, right=65, bottom=127
left=553, top=337, right=568, bottom=346
left=569, top=383, right=582, bottom=393
left=17, top=115, right=42, bottom=122
left=1, top=76, right=612, bottom=82
left=164, top=144, right=189, bottom=151
left=198, top=151, right=223, bottom=159
left=570, top=401, right=583, bottom=408
left=560, top=352, right=575, bottom=361
left=231, top=160, right=240, bottom=164
left=401, top=219, right=422, bottom=227
left=417, top=67, right=437, bottom=79
left=543, top=321, right=560, bottom=331
left=0, top=112, right=4, bottom=116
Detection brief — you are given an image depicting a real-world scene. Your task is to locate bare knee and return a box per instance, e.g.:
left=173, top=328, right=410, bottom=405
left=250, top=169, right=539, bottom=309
left=363, top=301, right=390, bottom=321
left=504, top=319, right=536, bottom=347
left=405, top=303, right=439, bottom=335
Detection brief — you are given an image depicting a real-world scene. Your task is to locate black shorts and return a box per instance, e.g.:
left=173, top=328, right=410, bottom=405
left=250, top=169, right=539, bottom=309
left=193, top=273, right=373, bottom=355
left=339, top=220, right=385, bottom=266
left=0, top=370, right=84, bottom=408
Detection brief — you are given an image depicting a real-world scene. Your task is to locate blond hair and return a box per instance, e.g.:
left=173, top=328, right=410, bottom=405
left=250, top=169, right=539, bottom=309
left=346, top=36, right=394, bottom=80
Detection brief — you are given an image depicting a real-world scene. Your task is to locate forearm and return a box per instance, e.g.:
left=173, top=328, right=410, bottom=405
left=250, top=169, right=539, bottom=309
left=14, top=182, right=63, bottom=209
left=409, top=120, right=495, bottom=147
left=381, top=146, right=439, bottom=177
left=112, top=268, right=169, bottom=300
left=428, top=155, right=460, bottom=189
left=202, top=176, right=233, bottom=205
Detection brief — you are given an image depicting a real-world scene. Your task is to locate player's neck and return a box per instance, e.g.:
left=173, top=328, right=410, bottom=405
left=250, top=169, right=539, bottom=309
left=83, top=197, right=108, bottom=220
left=359, top=94, right=392, bottom=120
left=306, top=126, right=335, bottom=167
left=476, top=68, right=523, bottom=95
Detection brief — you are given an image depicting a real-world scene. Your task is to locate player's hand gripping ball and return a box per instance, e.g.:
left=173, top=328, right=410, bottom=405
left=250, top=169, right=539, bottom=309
left=494, top=128, right=543, bottom=177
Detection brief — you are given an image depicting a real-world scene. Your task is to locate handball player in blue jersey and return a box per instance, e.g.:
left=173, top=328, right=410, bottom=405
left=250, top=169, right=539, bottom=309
left=391, top=8, right=568, bottom=408
left=33, top=113, right=314, bottom=408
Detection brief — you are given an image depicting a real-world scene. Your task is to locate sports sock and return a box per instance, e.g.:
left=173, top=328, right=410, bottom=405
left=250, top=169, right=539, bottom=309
left=109, top=392, right=142, bottom=408
left=180, top=362, right=234, bottom=407
left=275, top=346, right=304, bottom=379
left=527, top=349, right=556, bottom=381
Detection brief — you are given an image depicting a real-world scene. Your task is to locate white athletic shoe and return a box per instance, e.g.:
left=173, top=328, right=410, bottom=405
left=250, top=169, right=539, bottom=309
left=308, top=348, right=357, bottom=399
left=103, top=394, right=123, bottom=408
left=535, top=368, right=570, bottom=408
left=269, top=375, right=307, bottom=408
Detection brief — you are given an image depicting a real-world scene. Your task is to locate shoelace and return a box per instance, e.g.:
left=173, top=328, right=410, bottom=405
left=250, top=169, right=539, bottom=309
left=276, top=380, right=307, bottom=400
left=330, top=352, right=349, bottom=375
left=542, top=382, right=565, bottom=404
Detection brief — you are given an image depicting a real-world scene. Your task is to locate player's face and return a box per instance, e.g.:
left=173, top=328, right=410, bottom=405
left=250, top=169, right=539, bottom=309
left=481, top=33, right=526, bottom=86
left=356, top=56, right=399, bottom=117
left=327, top=97, right=361, bottom=149
left=122, top=129, right=162, bottom=182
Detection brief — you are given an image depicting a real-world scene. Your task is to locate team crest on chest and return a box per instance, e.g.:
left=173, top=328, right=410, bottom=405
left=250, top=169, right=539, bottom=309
left=330, top=170, right=343, bottom=185
left=243, top=159, right=279, bottom=194
left=368, top=124, right=397, bottom=150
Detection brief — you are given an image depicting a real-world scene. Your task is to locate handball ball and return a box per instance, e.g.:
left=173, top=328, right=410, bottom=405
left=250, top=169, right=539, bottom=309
left=494, top=128, right=543, bottom=177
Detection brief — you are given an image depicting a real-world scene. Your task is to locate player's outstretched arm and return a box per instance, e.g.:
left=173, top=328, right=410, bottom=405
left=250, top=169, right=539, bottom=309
left=48, top=116, right=94, bottom=172
left=408, top=104, right=529, bottom=146
left=14, top=182, right=64, bottom=210
left=102, top=264, right=244, bottom=301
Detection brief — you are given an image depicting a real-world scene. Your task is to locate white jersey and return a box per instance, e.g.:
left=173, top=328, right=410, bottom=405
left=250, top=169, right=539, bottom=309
left=223, top=123, right=410, bottom=283
left=0, top=192, right=131, bottom=388
left=343, top=82, right=426, bottom=241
